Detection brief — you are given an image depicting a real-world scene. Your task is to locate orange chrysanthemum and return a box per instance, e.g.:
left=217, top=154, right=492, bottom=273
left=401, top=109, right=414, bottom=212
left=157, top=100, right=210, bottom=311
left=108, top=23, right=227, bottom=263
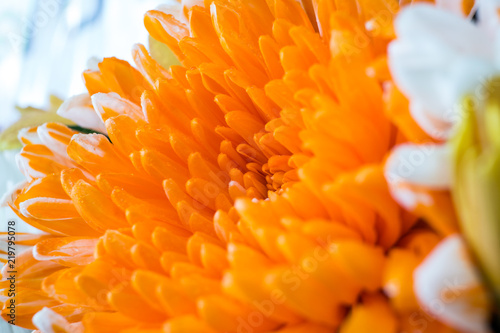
left=1, top=1, right=463, bottom=332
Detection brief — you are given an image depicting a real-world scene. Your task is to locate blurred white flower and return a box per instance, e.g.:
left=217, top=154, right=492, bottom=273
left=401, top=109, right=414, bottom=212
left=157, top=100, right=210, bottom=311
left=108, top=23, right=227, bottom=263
left=386, top=3, right=500, bottom=331
left=414, top=235, right=491, bottom=333
left=389, top=3, right=498, bottom=141
left=385, top=1, right=500, bottom=208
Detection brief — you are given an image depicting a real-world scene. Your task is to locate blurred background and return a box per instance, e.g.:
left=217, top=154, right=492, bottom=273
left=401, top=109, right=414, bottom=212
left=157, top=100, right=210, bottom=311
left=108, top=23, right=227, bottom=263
left=0, top=0, right=167, bottom=331
left=0, top=0, right=169, bottom=129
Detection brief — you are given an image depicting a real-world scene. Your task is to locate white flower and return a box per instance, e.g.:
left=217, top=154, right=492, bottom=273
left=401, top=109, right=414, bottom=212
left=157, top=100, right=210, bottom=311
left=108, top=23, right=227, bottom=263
left=389, top=2, right=498, bottom=141
left=414, top=235, right=492, bottom=333
left=385, top=1, right=500, bottom=208
left=386, top=3, right=500, bottom=331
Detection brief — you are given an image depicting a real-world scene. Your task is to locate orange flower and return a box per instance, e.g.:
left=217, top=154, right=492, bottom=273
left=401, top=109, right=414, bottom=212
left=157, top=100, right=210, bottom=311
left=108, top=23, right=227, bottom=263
left=1, top=1, right=463, bottom=332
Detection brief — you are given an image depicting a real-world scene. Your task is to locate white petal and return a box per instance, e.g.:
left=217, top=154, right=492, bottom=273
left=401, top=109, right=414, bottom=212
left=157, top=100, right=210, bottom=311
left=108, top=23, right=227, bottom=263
left=17, top=127, right=42, bottom=146
left=478, top=0, right=500, bottom=33
left=386, top=184, right=433, bottom=210
left=477, top=0, right=500, bottom=69
left=36, top=124, right=71, bottom=161
left=32, top=307, right=72, bottom=333
left=389, top=34, right=461, bottom=139
left=414, top=235, right=492, bottom=333
left=435, top=0, right=470, bottom=16
left=57, top=94, right=107, bottom=133
left=86, top=57, right=102, bottom=72
left=182, top=0, right=204, bottom=9
left=384, top=143, right=452, bottom=209
left=390, top=5, right=496, bottom=139
left=15, top=154, right=45, bottom=181
left=19, top=198, right=74, bottom=220
left=70, top=133, right=106, bottom=158
left=156, top=0, right=184, bottom=22
left=385, top=143, right=452, bottom=188
left=389, top=36, right=452, bottom=110
left=394, top=5, right=490, bottom=59
left=454, top=56, right=497, bottom=98
left=409, top=102, right=452, bottom=140
left=91, top=92, right=143, bottom=122
left=440, top=56, right=496, bottom=136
